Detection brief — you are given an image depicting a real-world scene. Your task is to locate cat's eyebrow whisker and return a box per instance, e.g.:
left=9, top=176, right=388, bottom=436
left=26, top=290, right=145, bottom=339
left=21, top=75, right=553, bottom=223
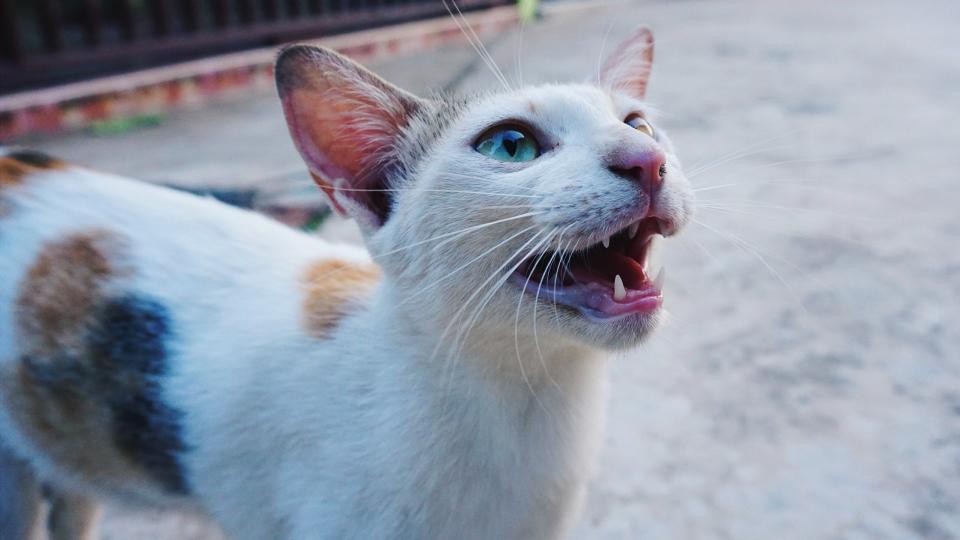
left=594, top=18, right=616, bottom=85
left=441, top=0, right=512, bottom=91
left=513, top=15, right=526, bottom=87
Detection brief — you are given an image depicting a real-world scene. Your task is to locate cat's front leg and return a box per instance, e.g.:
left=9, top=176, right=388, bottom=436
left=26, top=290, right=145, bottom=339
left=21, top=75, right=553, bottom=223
left=47, top=489, right=101, bottom=540
left=0, top=445, right=43, bottom=540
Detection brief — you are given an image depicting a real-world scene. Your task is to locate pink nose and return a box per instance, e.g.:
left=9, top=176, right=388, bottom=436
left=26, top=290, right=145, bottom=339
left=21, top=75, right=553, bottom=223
left=607, top=147, right=667, bottom=196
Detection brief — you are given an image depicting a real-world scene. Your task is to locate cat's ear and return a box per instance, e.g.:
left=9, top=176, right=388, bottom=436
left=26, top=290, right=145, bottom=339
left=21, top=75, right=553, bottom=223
left=598, top=27, right=655, bottom=99
left=276, top=45, right=423, bottom=231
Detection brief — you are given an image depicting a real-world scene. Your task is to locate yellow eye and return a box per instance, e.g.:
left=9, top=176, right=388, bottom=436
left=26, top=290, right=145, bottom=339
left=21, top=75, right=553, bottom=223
left=625, top=114, right=655, bottom=138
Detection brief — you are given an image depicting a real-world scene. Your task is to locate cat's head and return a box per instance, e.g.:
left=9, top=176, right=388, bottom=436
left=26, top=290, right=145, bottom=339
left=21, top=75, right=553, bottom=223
left=276, top=28, right=693, bottom=352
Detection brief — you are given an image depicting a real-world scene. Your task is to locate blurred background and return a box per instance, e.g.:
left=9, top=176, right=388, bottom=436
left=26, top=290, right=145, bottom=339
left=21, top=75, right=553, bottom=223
left=2, top=0, right=959, bottom=538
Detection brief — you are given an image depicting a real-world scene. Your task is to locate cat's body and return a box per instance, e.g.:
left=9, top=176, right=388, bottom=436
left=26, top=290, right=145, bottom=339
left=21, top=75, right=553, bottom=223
left=0, top=159, right=599, bottom=539
left=0, top=27, right=693, bottom=539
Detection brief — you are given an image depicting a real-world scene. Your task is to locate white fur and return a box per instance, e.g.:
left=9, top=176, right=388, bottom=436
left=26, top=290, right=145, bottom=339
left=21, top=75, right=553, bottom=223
left=0, top=165, right=608, bottom=539
left=0, top=47, right=694, bottom=539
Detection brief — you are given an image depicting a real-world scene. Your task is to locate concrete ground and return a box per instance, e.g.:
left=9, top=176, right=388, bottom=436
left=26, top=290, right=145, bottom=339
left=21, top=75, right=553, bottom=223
left=16, top=0, right=960, bottom=538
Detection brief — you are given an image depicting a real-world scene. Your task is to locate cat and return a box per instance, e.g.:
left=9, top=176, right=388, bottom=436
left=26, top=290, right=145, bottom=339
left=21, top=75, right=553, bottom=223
left=0, top=26, right=693, bottom=540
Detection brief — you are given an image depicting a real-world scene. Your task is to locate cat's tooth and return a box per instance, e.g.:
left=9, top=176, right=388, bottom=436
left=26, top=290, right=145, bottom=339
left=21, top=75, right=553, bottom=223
left=613, top=274, right=626, bottom=301
left=602, top=235, right=611, bottom=249
left=627, top=222, right=640, bottom=239
left=653, top=267, right=666, bottom=290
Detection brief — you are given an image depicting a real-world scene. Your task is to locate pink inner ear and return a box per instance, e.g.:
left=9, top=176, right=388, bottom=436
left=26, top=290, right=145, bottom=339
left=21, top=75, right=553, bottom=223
left=599, top=27, right=655, bottom=99
left=282, top=87, right=389, bottom=190
left=276, top=46, right=422, bottom=227
left=280, top=89, right=409, bottom=226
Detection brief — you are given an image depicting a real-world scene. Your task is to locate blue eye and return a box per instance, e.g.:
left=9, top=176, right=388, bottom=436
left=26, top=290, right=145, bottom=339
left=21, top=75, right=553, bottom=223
left=474, top=125, right=540, bottom=162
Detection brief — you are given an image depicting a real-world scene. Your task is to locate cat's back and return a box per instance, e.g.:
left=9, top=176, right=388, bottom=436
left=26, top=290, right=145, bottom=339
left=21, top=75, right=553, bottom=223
left=0, top=149, right=377, bottom=509
left=0, top=148, right=366, bottom=348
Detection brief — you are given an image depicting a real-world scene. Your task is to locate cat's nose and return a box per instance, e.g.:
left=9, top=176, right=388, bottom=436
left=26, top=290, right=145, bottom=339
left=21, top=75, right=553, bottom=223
left=607, top=147, right=667, bottom=196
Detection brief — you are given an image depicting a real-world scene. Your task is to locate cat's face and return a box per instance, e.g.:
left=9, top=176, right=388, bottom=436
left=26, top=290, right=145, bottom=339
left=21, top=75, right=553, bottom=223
left=277, top=28, right=694, bottom=351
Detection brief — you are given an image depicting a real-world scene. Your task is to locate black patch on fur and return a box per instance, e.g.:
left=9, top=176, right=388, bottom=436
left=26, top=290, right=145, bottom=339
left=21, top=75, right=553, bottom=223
left=87, top=295, right=191, bottom=495
left=7, top=149, right=59, bottom=169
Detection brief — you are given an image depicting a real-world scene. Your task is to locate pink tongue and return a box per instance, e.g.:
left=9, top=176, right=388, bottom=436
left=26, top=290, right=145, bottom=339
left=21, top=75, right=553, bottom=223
left=558, top=280, right=661, bottom=319
left=512, top=273, right=661, bottom=320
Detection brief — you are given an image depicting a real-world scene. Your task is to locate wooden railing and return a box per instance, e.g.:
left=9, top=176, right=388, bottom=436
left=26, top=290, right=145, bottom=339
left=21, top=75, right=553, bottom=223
left=0, top=0, right=509, bottom=93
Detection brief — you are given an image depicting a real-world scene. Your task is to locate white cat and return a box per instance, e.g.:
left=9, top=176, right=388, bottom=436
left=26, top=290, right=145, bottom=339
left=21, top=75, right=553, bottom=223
left=0, top=27, right=693, bottom=539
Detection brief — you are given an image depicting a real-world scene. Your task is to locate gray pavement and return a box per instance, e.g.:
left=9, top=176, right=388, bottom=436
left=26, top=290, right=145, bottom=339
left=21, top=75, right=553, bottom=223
left=18, top=0, right=960, bottom=538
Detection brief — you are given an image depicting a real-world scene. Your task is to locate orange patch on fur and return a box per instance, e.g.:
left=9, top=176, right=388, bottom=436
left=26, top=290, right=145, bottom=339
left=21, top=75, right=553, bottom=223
left=0, top=230, right=148, bottom=489
left=0, top=151, right=65, bottom=189
left=302, top=259, right=381, bottom=338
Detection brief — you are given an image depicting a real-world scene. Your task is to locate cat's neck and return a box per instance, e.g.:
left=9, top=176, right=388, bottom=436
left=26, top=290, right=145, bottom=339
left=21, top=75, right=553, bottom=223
left=368, top=278, right=600, bottom=387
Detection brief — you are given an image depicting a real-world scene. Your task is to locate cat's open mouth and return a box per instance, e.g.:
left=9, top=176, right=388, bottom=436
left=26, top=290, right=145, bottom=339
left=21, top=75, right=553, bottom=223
left=510, top=217, right=668, bottom=321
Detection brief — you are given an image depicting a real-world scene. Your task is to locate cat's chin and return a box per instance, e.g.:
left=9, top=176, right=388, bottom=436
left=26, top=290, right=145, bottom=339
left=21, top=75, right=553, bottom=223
left=573, top=305, right=666, bottom=351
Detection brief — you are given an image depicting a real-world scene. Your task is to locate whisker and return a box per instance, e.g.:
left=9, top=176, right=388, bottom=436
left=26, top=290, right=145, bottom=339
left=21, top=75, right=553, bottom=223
left=678, top=233, right=719, bottom=266
left=514, top=14, right=526, bottom=87
left=514, top=228, right=561, bottom=415
left=440, top=172, right=544, bottom=192
left=691, top=205, right=880, bottom=255
left=692, top=218, right=809, bottom=315
left=692, top=177, right=824, bottom=193
left=515, top=228, right=557, bottom=376
left=299, top=212, right=547, bottom=293
left=329, top=186, right=542, bottom=198
left=685, top=131, right=799, bottom=177
left=435, top=229, right=552, bottom=393
left=378, top=211, right=546, bottom=260
left=534, top=224, right=574, bottom=392
left=550, top=236, right=574, bottom=329
left=402, top=224, right=541, bottom=307
left=450, top=0, right=512, bottom=89
left=697, top=200, right=877, bottom=223
left=441, top=0, right=512, bottom=90
left=448, top=229, right=553, bottom=360
left=595, top=18, right=616, bottom=85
